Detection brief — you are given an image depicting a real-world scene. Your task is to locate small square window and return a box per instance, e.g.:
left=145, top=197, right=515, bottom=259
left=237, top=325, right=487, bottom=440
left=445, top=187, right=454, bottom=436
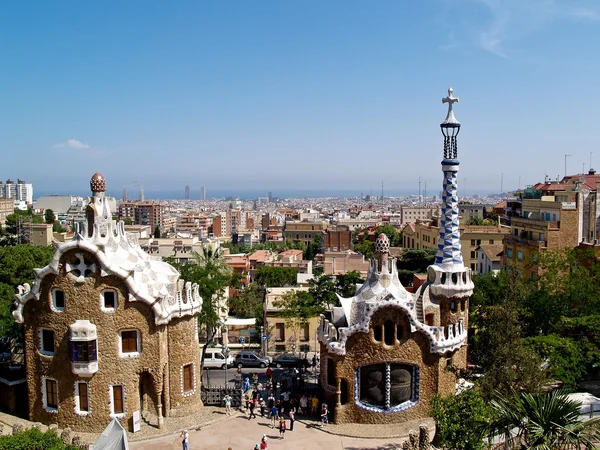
left=52, top=289, right=65, bottom=311
left=102, top=290, right=117, bottom=311
left=41, top=329, right=55, bottom=355
left=119, top=330, right=139, bottom=355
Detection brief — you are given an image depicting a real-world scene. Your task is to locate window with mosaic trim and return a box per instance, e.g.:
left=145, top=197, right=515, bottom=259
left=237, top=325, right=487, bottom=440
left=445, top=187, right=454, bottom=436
left=358, top=363, right=414, bottom=410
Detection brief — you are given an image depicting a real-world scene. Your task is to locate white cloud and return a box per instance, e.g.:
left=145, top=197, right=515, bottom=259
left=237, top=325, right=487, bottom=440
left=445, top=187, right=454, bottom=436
left=53, top=139, right=91, bottom=149
left=444, top=0, right=600, bottom=58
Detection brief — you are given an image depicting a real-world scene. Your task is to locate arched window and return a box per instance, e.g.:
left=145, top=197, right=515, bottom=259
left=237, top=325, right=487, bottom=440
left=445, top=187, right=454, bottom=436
left=373, top=325, right=382, bottom=342
left=384, top=320, right=395, bottom=346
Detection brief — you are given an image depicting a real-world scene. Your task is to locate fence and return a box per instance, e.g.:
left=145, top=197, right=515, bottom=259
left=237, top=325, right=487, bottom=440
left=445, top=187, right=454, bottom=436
left=200, top=385, right=243, bottom=407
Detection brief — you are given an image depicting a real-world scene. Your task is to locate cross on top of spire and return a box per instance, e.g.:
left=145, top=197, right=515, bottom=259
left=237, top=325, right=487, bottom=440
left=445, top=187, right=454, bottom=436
left=441, top=87, right=460, bottom=125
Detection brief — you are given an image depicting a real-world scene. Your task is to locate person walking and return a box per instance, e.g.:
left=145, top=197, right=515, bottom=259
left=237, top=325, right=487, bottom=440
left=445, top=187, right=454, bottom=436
left=259, top=398, right=266, bottom=417
left=279, top=417, right=286, bottom=439
left=260, top=434, right=268, bottom=449
left=248, top=400, right=257, bottom=419
left=180, top=430, right=189, bottom=450
left=288, top=407, right=295, bottom=431
left=224, top=393, right=232, bottom=416
left=320, top=404, right=329, bottom=426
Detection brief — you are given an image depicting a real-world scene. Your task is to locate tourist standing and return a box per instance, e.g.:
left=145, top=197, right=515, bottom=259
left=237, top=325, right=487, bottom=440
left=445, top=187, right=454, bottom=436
left=180, top=430, right=189, bottom=450
left=288, top=407, right=295, bottom=431
left=299, top=394, right=308, bottom=415
left=224, top=393, right=232, bottom=416
left=269, top=404, right=278, bottom=428
left=311, top=395, right=319, bottom=415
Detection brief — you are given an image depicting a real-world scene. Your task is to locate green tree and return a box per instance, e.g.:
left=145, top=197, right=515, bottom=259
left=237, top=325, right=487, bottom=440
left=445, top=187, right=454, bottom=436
left=228, top=282, right=264, bottom=326
left=0, top=427, right=78, bottom=450
left=398, top=248, right=437, bottom=272
left=558, top=315, right=600, bottom=379
left=353, top=239, right=375, bottom=259
left=0, top=245, right=54, bottom=339
left=430, top=389, right=492, bottom=450
left=44, top=208, right=55, bottom=224
left=472, top=268, right=545, bottom=397
left=335, top=270, right=363, bottom=297
left=172, top=247, right=232, bottom=372
left=154, top=225, right=161, bottom=238
left=254, top=266, right=297, bottom=287
left=524, top=334, right=584, bottom=390
left=488, top=389, right=600, bottom=449
left=308, top=274, right=338, bottom=308
left=375, top=224, right=402, bottom=246
left=467, top=216, right=484, bottom=225
left=273, top=289, right=324, bottom=341
left=303, top=234, right=322, bottom=261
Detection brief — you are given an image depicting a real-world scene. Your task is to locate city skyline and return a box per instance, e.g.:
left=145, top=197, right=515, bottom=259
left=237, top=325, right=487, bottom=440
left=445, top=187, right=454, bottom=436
left=1, top=1, right=599, bottom=195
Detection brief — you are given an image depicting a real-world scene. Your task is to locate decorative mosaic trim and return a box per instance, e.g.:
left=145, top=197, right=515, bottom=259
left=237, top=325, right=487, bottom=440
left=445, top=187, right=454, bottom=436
left=435, top=163, right=464, bottom=266
left=108, top=383, right=126, bottom=419
left=354, top=362, right=420, bottom=414
left=38, top=328, right=55, bottom=357
left=50, top=289, right=65, bottom=313
left=180, top=362, right=197, bottom=397
left=73, top=381, right=91, bottom=416
left=41, top=377, right=58, bottom=414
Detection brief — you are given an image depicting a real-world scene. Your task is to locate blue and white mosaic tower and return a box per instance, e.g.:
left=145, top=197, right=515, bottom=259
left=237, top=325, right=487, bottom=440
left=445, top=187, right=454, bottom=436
left=428, top=88, right=474, bottom=299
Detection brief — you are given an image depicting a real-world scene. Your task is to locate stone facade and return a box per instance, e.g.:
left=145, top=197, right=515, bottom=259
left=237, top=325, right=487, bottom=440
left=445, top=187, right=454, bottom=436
left=317, top=89, right=473, bottom=425
left=13, top=173, right=204, bottom=433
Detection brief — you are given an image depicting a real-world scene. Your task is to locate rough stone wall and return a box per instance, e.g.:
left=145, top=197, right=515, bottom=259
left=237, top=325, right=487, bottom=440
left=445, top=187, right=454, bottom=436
left=21, top=249, right=202, bottom=432
left=166, top=317, right=202, bottom=417
left=330, top=306, right=449, bottom=425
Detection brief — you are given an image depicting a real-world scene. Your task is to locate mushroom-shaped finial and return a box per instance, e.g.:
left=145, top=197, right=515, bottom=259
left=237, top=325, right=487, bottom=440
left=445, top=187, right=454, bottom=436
left=90, top=172, right=106, bottom=193
left=375, top=233, right=390, bottom=255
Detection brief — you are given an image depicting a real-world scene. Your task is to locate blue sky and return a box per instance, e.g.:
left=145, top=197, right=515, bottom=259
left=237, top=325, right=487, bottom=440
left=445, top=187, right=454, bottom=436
left=1, top=1, right=599, bottom=198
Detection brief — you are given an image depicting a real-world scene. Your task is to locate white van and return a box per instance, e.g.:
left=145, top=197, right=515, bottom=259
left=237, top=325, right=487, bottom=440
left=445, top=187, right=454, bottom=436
left=203, top=349, right=234, bottom=369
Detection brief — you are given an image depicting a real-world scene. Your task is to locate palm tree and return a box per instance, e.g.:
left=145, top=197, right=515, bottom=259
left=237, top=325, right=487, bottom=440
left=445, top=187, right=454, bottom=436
left=489, top=389, right=600, bottom=449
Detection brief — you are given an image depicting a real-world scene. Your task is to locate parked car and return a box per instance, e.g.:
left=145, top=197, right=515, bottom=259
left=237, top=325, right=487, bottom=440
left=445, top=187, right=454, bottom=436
left=235, top=351, right=270, bottom=368
left=271, top=354, right=308, bottom=369
left=203, top=348, right=234, bottom=369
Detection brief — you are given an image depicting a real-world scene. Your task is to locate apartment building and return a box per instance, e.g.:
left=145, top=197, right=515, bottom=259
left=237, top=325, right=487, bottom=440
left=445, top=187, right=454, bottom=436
left=503, top=187, right=580, bottom=276
left=0, top=179, right=33, bottom=205
left=0, top=198, right=13, bottom=225
left=118, top=201, right=165, bottom=232
left=400, top=206, right=439, bottom=225
left=323, top=225, right=352, bottom=252
left=402, top=219, right=510, bottom=272
left=284, top=220, right=328, bottom=246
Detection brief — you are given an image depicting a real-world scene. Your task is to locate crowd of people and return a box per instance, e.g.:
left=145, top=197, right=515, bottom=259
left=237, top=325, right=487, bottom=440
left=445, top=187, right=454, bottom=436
left=237, top=359, right=329, bottom=445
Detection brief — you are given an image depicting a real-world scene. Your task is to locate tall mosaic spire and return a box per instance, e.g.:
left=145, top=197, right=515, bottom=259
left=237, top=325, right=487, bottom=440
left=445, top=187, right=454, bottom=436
left=435, top=88, right=463, bottom=267
left=428, top=88, right=473, bottom=299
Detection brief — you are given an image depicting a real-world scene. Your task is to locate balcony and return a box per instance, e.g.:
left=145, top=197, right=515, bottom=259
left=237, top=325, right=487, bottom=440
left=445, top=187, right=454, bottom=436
left=71, top=361, right=99, bottom=377
left=504, top=235, right=546, bottom=249
left=511, top=217, right=560, bottom=230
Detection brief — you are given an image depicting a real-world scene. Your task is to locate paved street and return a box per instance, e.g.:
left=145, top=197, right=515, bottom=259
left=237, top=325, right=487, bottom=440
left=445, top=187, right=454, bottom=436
left=129, top=410, right=407, bottom=450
